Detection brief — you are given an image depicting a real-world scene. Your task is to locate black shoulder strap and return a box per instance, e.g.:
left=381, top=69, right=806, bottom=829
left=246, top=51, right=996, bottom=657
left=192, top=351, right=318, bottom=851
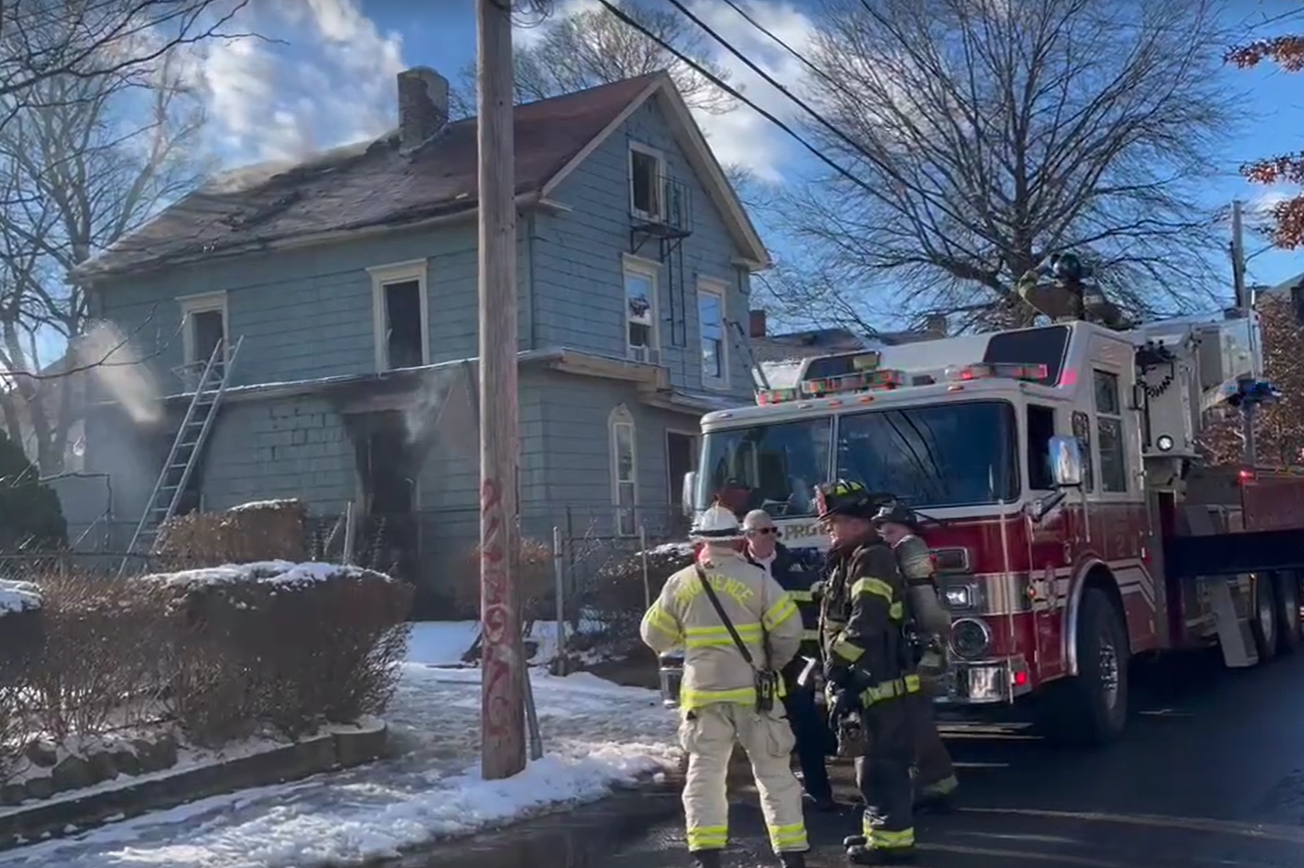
left=694, top=563, right=755, bottom=667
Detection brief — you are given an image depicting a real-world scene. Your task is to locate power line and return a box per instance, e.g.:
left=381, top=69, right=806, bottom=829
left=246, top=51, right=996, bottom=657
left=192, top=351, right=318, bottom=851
left=592, top=0, right=877, bottom=196
left=663, top=0, right=881, bottom=173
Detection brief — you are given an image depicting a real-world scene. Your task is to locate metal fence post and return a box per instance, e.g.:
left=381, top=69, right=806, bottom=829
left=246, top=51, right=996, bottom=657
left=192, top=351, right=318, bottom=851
left=639, top=524, right=651, bottom=610
left=341, top=501, right=357, bottom=566
left=552, top=525, right=566, bottom=676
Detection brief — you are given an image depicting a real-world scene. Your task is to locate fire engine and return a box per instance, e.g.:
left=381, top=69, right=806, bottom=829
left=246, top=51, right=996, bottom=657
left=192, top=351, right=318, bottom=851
left=682, top=308, right=1304, bottom=745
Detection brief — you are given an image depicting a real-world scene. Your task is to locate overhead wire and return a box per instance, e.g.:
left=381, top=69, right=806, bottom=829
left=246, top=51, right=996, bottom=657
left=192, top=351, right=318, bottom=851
left=591, top=0, right=879, bottom=196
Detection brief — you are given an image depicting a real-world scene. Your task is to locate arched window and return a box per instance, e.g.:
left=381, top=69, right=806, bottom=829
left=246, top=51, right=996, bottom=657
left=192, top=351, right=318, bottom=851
left=609, top=404, right=637, bottom=536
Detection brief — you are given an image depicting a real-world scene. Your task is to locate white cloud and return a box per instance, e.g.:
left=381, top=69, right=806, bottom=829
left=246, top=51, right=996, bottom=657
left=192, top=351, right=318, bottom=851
left=193, top=0, right=407, bottom=165
left=682, top=0, right=815, bottom=183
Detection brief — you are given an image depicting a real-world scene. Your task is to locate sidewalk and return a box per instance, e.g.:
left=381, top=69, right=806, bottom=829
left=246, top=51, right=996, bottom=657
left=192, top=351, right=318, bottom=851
left=0, top=623, right=681, bottom=868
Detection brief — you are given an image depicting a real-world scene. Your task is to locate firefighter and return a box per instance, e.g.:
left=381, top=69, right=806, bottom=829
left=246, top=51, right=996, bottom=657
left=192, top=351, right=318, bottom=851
left=815, top=480, right=918, bottom=865
left=640, top=503, right=810, bottom=868
left=742, top=509, right=838, bottom=812
left=872, top=501, right=959, bottom=809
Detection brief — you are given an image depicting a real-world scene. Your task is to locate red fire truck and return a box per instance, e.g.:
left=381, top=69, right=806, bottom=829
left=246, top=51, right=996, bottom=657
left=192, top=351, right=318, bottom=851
left=685, top=313, right=1304, bottom=744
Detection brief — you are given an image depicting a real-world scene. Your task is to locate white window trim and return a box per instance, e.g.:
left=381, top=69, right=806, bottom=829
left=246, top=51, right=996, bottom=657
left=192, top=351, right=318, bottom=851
left=609, top=404, right=638, bottom=536
left=622, top=253, right=661, bottom=362
left=628, top=141, right=666, bottom=221
left=369, top=259, right=431, bottom=373
left=697, top=277, right=730, bottom=391
left=665, top=428, right=699, bottom=507
left=178, top=290, right=228, bottom=366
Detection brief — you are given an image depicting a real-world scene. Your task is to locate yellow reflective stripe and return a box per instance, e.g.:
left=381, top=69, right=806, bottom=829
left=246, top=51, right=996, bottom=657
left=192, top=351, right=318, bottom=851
left=788, top=589, right=814, bottom=603
left=769, top=821, right=808, bottom=851
left=684, top=623, right=762, bottom=637
left=851, top=577, right=895, bottom=601
left=802, top=628, right=822, bottom=643
left=858, top=676, right=916, bottom=706
left=830, top=635, right=863, bottom=662
left=680, top=687, right=755, bottom=709
left=646, top=604, right=682, bottom=642
left=687, top=824, right=728, bottom=850
left=763, top=595, right=799, bottom=630
left=869, top=827, right=916, bottom=850
left=889, top=601, right=904, bottom=621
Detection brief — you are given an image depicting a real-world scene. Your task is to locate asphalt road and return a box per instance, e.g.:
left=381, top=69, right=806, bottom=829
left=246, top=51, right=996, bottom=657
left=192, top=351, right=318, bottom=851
left=403, top=650, right=1304, bottom=868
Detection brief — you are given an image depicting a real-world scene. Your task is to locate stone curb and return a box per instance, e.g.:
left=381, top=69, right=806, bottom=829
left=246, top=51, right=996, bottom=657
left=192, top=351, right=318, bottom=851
left=0, top=724, right=389, bottom=851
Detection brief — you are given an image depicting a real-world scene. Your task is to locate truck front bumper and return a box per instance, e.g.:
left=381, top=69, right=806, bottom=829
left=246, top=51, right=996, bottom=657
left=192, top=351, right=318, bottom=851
left=936, top=656, right=1034, bottom=705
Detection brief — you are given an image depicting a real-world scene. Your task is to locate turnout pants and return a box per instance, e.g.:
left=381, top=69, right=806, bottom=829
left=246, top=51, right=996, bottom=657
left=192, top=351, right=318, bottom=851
left=853, top=697, right=915, bottom=853
left=781, top=682, right=834, bottom=801
left=679, top=702, right=809, bottom=854
left=909, top=689, right=957, bottom=799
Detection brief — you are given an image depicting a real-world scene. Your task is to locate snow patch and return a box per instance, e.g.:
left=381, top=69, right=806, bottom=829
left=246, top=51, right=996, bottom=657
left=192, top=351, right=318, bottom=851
left=226, top=500, right=303, bottom=513
left=141, top=561, right=381, bottom=590
left=0, top=579, right=41, bottom=615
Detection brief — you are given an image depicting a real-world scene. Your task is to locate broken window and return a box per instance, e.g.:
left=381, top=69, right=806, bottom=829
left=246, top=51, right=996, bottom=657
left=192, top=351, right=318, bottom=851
left=382, top=280, right=425, bottom=370
left=630, top=146, right=663, bottom=218
left=624, top=265, right=656, bottom=361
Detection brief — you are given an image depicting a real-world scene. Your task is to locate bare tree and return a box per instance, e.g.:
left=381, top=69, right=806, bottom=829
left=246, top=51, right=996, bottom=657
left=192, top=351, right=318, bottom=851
left=779, top=0, right=1244, bottom=328
left=1, top=0, right=248, bottom=131
left=451, top=0, right=738, bottom=117
left=0, top=50, right=207, bottom=472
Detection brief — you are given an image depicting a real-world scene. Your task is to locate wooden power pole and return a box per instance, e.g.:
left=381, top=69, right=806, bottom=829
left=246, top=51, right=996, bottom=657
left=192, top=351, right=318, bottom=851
left=476, top=0, right=526, bottom=780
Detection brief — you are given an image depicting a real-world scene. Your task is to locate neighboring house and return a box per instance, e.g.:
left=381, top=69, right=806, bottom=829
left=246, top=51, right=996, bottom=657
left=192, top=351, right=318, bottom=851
left=747, top=310, right=946, bottom=389
left=69, top=67, right=767, bottom=594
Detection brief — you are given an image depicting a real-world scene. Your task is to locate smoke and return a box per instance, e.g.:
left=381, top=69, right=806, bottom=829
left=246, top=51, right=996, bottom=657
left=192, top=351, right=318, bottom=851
left=401, top=363, right=479, bottom=458
left=77, top=322, right=162, bottom=426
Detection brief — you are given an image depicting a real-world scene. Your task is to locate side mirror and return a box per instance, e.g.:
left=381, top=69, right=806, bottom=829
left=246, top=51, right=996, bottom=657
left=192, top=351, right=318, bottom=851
left=681, top=471, right=697, bottom=517
left=1049, top=435, right=1084, bottom=488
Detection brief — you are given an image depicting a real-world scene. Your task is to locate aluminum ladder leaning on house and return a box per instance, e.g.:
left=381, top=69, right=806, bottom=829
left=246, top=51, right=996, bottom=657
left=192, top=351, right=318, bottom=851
left=117, top=336, right=245, bottom=577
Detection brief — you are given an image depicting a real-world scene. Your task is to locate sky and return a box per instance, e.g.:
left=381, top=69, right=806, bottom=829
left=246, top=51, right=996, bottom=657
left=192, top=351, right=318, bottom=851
left=189, top=0, right=1304, bottom=328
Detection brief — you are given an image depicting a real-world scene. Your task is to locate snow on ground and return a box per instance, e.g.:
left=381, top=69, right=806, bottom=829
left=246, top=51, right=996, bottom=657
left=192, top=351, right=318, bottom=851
left=407, top=619, right=610, bottom=666
left=0, top=579, right=41, bottom=614
left=0, top=625, right=679, bottom=868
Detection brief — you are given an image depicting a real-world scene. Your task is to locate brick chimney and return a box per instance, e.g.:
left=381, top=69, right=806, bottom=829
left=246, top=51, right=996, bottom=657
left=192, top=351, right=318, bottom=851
left=749, top=309, right=767, bottom=338
left=397, top=67, right=449, bottom=151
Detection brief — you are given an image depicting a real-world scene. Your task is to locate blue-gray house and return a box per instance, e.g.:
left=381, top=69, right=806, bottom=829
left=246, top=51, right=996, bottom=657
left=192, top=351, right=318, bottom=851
left=69, top=67, right=767, bottom=599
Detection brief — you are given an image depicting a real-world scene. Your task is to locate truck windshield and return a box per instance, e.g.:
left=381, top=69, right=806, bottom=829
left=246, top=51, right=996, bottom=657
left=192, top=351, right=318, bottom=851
left=697, top=400, right=1018, bottom=515
left=836, top=400, right=1018, bottom=508
left=695, top=418, right=832, bottom=517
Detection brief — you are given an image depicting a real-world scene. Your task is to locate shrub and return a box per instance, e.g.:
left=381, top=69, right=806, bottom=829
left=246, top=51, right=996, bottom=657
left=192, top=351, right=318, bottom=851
left=154, top=500, right=309, bottom=569
left=0, top=581, right=43, bottom=780
left=452, top=537, right=557, bottom=621
left=581, top=543, right=694, bottom=641
left=149, top=561, right=414, bottom=744
left=0, top=432, right=66, bottom=551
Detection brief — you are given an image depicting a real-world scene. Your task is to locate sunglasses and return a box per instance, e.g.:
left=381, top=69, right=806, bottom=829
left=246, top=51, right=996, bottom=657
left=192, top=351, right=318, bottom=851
left=750, top=528, right=780, bottom=536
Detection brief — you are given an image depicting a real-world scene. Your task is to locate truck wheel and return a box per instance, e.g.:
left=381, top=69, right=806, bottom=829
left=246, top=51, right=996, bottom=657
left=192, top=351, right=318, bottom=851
left=1251, top=574, right=1279, bottom=663
left=1273, top=571, right=1300, bottom=655
left=1040, top=587, right=1129, bottom=746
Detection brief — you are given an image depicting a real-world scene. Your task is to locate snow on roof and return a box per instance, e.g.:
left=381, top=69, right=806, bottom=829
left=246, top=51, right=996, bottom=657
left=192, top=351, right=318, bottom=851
left=0, top=579, right=42, bottom=614
left=142, top=560, right=384, bottom=591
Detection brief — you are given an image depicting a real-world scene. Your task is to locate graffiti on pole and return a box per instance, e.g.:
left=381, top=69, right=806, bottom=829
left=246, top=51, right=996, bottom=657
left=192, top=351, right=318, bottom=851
left=480, top=476, right=513, bottom=741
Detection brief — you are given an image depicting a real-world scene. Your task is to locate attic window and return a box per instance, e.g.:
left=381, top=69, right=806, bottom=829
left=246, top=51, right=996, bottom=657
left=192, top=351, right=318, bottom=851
left=629, top=143, right=664, bottom=220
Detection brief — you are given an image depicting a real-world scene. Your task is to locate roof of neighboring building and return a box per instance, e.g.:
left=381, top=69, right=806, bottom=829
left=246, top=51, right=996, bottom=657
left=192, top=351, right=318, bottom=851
left=76, top=72, right=769, bottom=282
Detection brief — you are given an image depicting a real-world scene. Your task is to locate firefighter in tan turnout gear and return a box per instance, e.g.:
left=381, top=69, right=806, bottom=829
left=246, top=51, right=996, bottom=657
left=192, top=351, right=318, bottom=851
left=873, top=501, right=959, bottom=809
left=640, top=503, right=810, bottom=868
left=816, top=480, right=919, bottom=865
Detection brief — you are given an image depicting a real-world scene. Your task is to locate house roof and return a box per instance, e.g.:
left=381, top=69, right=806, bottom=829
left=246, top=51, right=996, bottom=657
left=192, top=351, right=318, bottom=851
left=76, top=72, right=769, bottom=282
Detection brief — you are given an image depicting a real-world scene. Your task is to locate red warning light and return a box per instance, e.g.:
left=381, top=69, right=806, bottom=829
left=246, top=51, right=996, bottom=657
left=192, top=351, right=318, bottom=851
left=1013, top=670, right=1029, bottom=687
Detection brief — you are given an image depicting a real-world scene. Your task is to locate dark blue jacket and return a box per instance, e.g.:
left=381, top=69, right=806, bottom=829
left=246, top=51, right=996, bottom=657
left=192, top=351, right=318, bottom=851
left=749, top=541, right=821, bottom=662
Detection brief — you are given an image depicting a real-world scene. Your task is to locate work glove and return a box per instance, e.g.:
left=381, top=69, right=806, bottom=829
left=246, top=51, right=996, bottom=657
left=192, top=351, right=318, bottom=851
left=810, top=580, right=826, bottom=602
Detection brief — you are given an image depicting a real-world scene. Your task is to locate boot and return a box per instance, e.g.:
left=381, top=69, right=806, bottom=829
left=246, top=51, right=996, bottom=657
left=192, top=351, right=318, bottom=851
left=843, top=834, right=866, bottom=849
left=846, top=843, right=916, bottom=864
left=692, top=849, right=723, bottom=868
left=778, top=852, right=808, bottom=868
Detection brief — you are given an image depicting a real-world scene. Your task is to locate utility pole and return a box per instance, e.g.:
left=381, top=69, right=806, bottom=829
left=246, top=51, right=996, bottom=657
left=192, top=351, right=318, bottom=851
left=1231, top=199, right=1247, bottom=314
left=476, top=0, right=526, bottom=781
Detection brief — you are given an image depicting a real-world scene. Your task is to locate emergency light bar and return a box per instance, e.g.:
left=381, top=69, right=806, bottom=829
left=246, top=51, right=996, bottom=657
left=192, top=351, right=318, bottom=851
left=756, top=387, right=799, bottom=405
left=945, top=363, right=1049, bottom=382
left=803, top=368, right=904, bottom=397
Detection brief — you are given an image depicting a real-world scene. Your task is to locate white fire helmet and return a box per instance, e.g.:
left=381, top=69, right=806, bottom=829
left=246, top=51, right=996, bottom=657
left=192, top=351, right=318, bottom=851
left=690, top=504, right=745, bottom=543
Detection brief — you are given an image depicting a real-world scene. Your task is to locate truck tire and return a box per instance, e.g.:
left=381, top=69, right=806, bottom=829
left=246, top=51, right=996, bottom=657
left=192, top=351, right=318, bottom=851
left=1251, top=574, right=1279, bottom=663
left=1040, top=587, right=1129, bottom=746
left=1273, top=571, right=1300, bottom=655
